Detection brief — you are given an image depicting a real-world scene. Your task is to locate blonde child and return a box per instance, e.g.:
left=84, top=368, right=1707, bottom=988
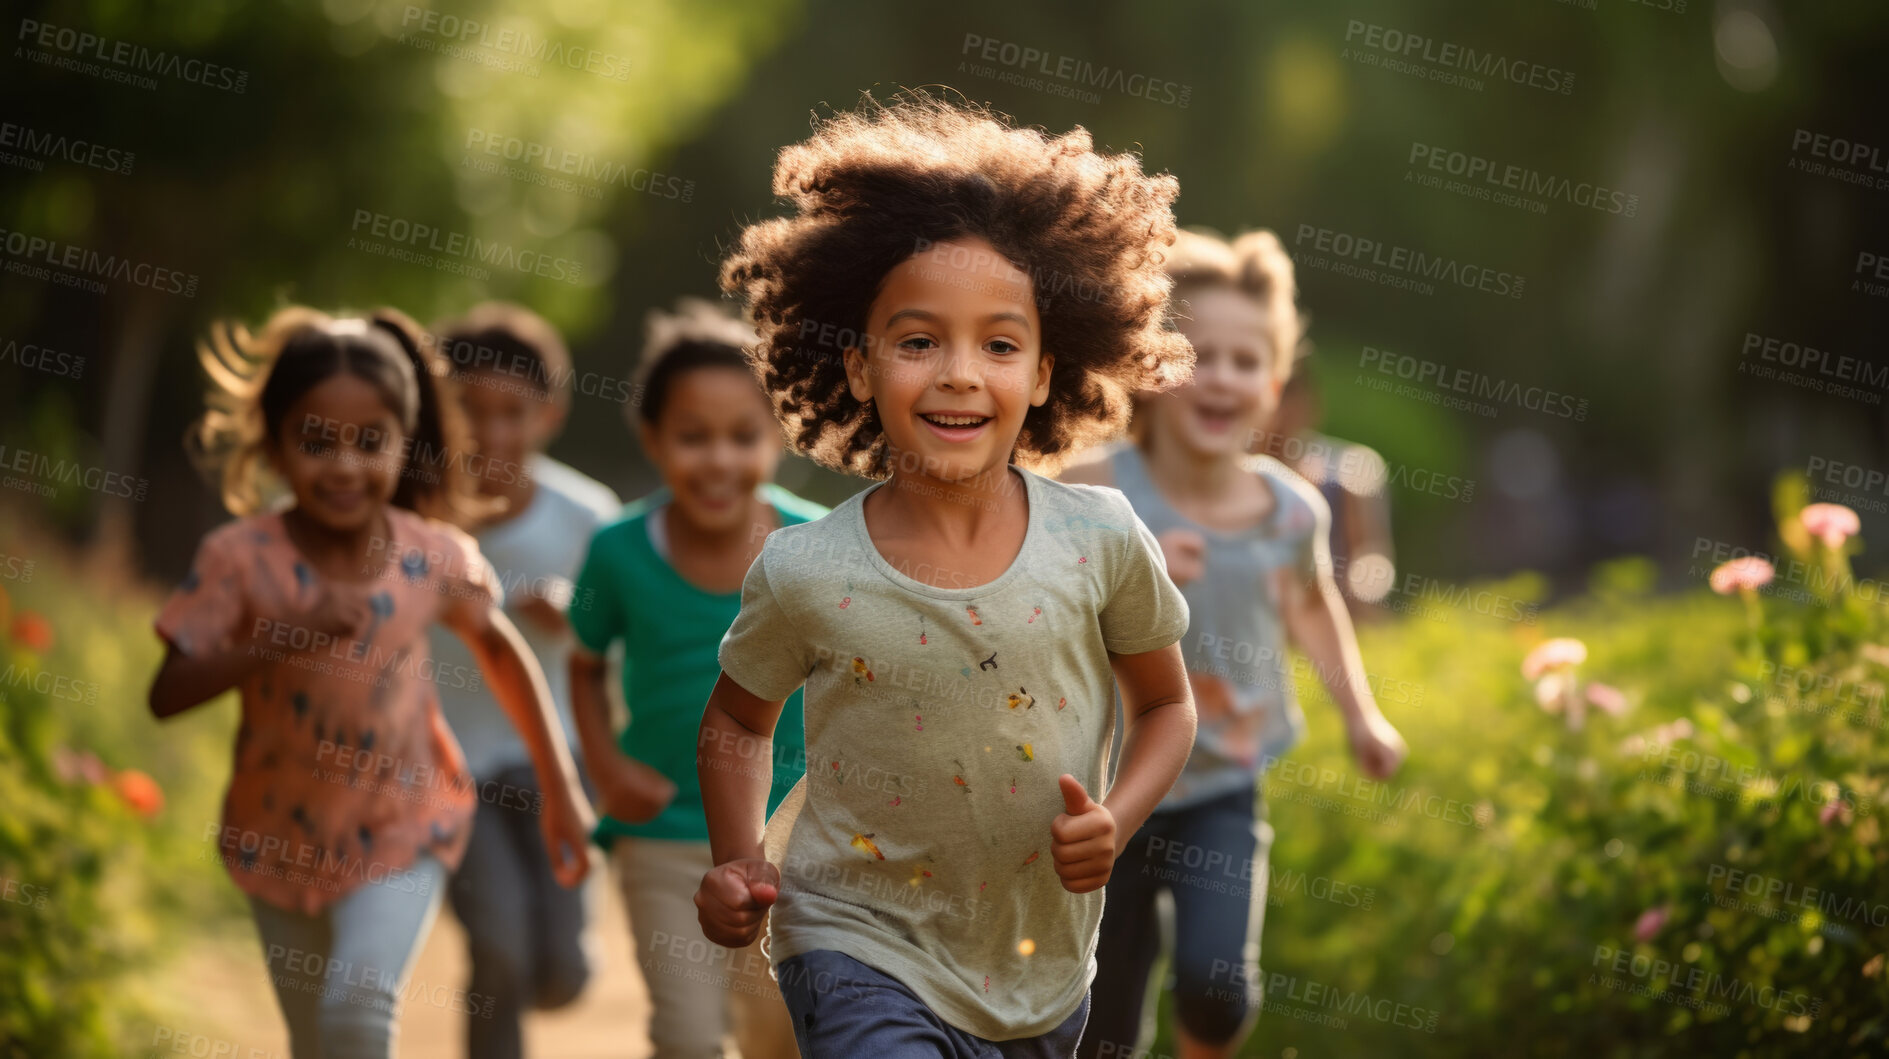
left=1061, top=229, right=1408, bottom=1059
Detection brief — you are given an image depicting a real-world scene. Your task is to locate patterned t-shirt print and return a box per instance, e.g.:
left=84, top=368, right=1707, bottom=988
left=719, top=467, right=1189, bottom=1040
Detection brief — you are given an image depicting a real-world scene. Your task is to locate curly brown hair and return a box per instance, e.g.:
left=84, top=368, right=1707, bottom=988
left=719, top=90, right=1194, bottom=478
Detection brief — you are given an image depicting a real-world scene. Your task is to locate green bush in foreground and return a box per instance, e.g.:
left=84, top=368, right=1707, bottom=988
left=1142, top=496, right=1887, bottom=1058
left=0, top=542, right=243, bottom=1059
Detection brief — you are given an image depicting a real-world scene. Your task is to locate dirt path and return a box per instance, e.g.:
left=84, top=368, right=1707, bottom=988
left=156, top=876, right=655, bottom=1058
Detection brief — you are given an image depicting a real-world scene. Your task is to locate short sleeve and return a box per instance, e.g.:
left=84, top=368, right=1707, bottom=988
left=568, top=529, right=624, bottom=655
left=154, top=531, right=248, bottom=658
left=434, top=523, right=503, bottom=629
left=1292, top=479, right=1335, bottom=586
left=1098, top=504, right=1191, bottom=655
left=717, top=546, right=813, bottom=702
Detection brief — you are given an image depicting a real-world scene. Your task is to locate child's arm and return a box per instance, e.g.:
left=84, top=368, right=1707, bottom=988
left=694, top=672, right=787, bottom=947
left=445, top=600, right=597, bottom=886
left=1052, top=643, right=1195, bottom=894
left=569, top=647, right=676, bottom=823
left=1283, top=560, right=1407, bottom=780
left=149, top=582, right=367, bottom=718
left=149, top=642, right=268, bottom=719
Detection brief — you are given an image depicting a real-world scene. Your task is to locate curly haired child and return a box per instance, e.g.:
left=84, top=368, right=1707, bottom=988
left=693, top=91, right=1199, bottom=1058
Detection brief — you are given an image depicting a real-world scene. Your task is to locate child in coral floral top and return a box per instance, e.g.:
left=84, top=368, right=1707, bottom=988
left=148, top=307, right=595, bottom=1059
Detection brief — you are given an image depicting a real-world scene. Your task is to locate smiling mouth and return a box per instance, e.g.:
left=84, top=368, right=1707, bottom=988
left=319, top=487, right=366, bottom=505
left=920, top=413, right=992, bottom=428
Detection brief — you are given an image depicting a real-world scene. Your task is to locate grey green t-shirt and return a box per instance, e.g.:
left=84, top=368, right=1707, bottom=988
left=717, top=465, right=1189, bottom=1040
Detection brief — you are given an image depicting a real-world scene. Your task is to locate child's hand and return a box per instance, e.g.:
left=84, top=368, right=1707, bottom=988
left=1346, top=712, right=1408, bottom=780
left=695, top=858, right=780, bottom=948
left=285, top=582, right=371, bottom=646
left=512, top=593, right=568, bottom=635
left=538, top=782, right=598, bottom=889
left=1051, top=775, right=1116, bottom=894
left=1155, top=529, right=1207, bottom=586
left=512, top=578, right=572, bottom=635
left=248, top=574, right=368, bottom=646
left=596, top=754, right=677, bottom=824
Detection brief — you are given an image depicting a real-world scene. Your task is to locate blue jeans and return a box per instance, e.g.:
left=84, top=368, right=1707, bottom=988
left=1077, top=782, right=1271, bottom=1058
left=446, top=762, right=597, bottom=1059
left=777, top=949, right=1091, bottom=1058
left=249, top=853, right=448, bottom=1059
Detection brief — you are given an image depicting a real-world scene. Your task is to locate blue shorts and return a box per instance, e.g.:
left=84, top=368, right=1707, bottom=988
left=1077, top=781, right=1271, bottom=1057
left=777, top=949, right=1091, bottom=1058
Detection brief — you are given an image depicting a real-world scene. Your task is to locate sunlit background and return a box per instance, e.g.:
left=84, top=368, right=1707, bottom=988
left=2, top=1, right=1886, bottom=1056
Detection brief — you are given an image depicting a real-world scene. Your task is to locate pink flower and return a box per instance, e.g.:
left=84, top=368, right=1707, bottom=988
left=1534, top=672, right=1569, bottom=712
left=1623, top=718, right=1692, bottom=757
left=1709, top=557, right=1774, bottom=595
left=1523, top=638, right=1588, bottom=681
left=1800, top=503, right=1861, bottom=549
left=1585, top=682, right=1627, bottom=716
left=1819, top=801, right=1853, bottom=828
left=1634, top=905, right=1669, bottom=943
left=51, top=747, right=108, bottom=786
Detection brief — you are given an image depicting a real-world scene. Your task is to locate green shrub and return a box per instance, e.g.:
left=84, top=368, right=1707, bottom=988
left=0, top=539, right=244, bottom=1058
left=1143, top=505, right=1888, bottom=1057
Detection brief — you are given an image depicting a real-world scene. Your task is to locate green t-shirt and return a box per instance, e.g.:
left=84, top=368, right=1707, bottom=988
left=571, top=483, right=827, bottom=844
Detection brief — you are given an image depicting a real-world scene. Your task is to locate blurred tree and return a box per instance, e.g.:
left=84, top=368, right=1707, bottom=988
left=0, top=0, right=795, bottom=565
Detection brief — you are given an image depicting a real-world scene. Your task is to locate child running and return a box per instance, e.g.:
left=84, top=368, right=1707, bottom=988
left=148, top=307, right=596, bottom=1059
left=695, top=92, right=1200, bottom=1058
left=567, top=298, right=824, bottom=1059
left=428, top=303, right=621, bottom=1059
left=1060, top=228, right=1409, bottom=1059
left=1259, top=371, right=1398, bottom=619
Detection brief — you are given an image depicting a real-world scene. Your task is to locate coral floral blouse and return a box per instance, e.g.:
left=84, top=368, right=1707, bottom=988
left=156, top=507, right=499, bottom=914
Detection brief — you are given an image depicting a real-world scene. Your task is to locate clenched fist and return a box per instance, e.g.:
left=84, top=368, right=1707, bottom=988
left=1155, top=529, right=1207, bottom=587
left=695, top=858, right=781, bottom=948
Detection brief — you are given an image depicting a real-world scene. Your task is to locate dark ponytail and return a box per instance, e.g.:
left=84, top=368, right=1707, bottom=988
left=366, top=307, right=491, bottom=526
left=192, top=305, right=493, bottom=525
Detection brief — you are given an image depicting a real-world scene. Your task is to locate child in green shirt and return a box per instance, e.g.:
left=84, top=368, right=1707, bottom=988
left=569, top=299, right=824, bottom=1059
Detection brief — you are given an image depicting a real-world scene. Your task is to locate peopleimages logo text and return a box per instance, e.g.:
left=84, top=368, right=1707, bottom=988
left=16, top=18, right=250, bottom=92
left=1295, top=224, right=1525, bottom=299
left=1408, top=143, right=1637, bottom=216
left=1344, top=20, right=1574, bottom=95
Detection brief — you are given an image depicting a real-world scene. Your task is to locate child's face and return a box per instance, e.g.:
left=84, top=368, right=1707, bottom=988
left=1146, top=286, right=1282, bottom=458
left=638, top=366, right=783, bottom=535
left=268, top=373, right=407, bottom=533
left=459, top=370, right=561, bottom=492
left=843, top=236, right=1053, bottom=485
